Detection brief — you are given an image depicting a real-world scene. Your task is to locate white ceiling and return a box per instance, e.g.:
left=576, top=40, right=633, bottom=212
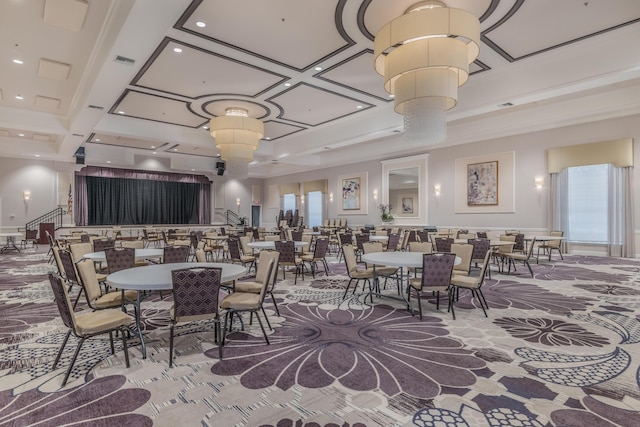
left=1, top=0, right=640, bottom=178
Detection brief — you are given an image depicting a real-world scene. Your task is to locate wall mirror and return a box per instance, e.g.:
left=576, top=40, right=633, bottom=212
left=381, top=154, right=428, bottom=225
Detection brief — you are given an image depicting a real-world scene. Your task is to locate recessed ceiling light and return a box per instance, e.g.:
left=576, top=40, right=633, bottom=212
left=265, top=137, right=271, bottom=140
left=35, top=154, right=40, bottom=157
left=18, top=133, right=24, bottom=137
left=152, top=151, right=157, bottom=155
left=12, top=59, right=23, bottom=64
left=196, top=21, right=206, bottom=27
left=173, top=47, right=182, bottom=53
left=118, top=110, right=125, bottom=114
left=314, top=66, right=322, bottom=71
left=15, top=95, right=23, bottom=100
left=173, top=148, right=178, bottom=151
left=106, top=160, right=111, bottom=164
left=95, top=138, right=100, bottom=142
left=389, top=94, right=395, bottom=98
left=150, top=145, right=156, bottom=149
left=202, top=125, right=209, bottom=129
left=284, top=82, right=291, bottom=87
left=356, top=105, right=363, bottom=109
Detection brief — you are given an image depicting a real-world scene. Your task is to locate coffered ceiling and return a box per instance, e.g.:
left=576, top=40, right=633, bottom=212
left=1, top=0, right=639, bottom=178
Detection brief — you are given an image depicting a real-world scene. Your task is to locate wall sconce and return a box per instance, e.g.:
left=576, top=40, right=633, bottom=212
left=534, top=176, right=544, bottom=191
left=434, top=184, right=441, bottom=197
left=373, top=189, right=378, bottom=201
left=329, top=192, right=334, bottom=202
left=23, top=191, right=31, bottom=202
left=300, top=194, right=305, bottom=204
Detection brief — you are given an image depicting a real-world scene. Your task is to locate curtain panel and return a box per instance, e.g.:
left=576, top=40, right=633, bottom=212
left=75, top=166, right=210, bottom=226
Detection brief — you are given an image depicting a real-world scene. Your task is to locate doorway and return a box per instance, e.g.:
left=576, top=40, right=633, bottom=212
left=251, top=205, right=261, bottom=227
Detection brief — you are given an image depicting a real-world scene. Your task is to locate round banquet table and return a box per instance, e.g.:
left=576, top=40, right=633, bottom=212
left=0, top=232, right=24, bottom=253
left=107, top=262, right=247, bottom=358
left=81, top=248, right=164, bottom=263
left=247, top=241, right=308, bottom=250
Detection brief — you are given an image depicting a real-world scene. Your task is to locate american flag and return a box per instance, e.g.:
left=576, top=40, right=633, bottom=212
left=67, top=183, right=73, bottom=215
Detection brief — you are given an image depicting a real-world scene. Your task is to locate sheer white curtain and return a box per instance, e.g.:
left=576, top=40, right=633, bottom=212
left=550, top=165, right=635, bottom=257
left=609, top=166, right=635, bottom=257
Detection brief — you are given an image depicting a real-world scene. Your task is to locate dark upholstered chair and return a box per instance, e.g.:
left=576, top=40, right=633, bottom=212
left=104, top=247, right=135, bottom=274
left=408, top=253, right=456, bottom=319
left=301, top=237, right=330, bottom=277
left=274, top=240, right=304, bottom=284
left=163, top=245, right=190, bottom=264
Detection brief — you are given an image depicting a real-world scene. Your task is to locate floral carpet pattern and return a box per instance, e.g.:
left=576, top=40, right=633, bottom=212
left=0, top=247, right=639, bottom=426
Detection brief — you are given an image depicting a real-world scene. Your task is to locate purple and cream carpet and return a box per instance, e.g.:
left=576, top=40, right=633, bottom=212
left=1, top=248, right=639, bottom=426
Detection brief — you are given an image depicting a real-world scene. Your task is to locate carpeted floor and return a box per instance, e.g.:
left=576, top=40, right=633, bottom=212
left=1, top=246, right=639, bottom=426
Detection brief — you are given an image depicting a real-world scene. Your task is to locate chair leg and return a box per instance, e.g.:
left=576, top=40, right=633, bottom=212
left=254, top=310, right=270, bottom=345
left=477, top=288, right=490, bottom=311
left=473, top=290, right=488, bottom=317
left=261, top=306, right=272, bottom=330
left=169, top=322, right=175, bottom=367
left=120, top=327, right=130, bottom=368
left=447, top=288, right=456, bottom=320
left=416, top=289, right=423, bottom=320
left=109, top=331, right=115, bottom=354
left=52, top=330, right=72, bottom=369
left=269, top=292, right=280, bottom=317
left=222, top=311, right=230, bottom=345
left=343, top=278, right=354, bottom=299
left=526, top=260, right=533, bottom=277
left=62, top=337, right=87, bottom=386
left=216, top=320, right=223, bottom=360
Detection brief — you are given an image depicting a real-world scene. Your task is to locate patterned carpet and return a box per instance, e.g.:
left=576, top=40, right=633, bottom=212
left=1, top=247, right=639, bottom=426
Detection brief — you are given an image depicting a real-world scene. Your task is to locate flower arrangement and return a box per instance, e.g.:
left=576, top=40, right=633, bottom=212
left=378, top=204, right=394, bottom=222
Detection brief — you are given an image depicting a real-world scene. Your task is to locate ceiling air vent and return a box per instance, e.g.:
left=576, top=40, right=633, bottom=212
left=114, top=55, right=135, bottom=66
left=72, top=133, right=84, bottom=137
left=88, top=104, right=104, bottom=110
left=498, top=102, right=514, bottom=108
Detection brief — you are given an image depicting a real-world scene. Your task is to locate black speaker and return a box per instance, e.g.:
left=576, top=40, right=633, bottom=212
left=76, top=156, right=85, bottom=164
left=216, top=161, right=225, bottom=176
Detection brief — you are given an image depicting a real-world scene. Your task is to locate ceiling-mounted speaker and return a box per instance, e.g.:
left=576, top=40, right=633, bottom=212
left=216, top=160, right=225, bottom=176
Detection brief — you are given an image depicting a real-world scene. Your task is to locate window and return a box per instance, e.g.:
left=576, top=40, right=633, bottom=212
left=307, top=191, right=323, bottom=227
left=567, top=164, right=609, bottom=243
left=283, top=193, right=296, bottom=213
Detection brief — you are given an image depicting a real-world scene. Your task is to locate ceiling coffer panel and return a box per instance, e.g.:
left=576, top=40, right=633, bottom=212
left=179, top=0, right=353, bottom=71
left=112, top=90, right=208, bottom=128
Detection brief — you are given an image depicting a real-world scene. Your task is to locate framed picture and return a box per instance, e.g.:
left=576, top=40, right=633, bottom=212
left=402, top=197, right=413, bottom=214
left=467, top=161, right=498, bottom=206
left=337, top=172, right=368, bottom=214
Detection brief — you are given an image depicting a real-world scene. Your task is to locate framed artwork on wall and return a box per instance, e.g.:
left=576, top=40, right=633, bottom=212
left=402, top=197, right=414, bottom=214
left=467, top=161, right=498, bottom=206
left=337, top=172, right=368, bottom=214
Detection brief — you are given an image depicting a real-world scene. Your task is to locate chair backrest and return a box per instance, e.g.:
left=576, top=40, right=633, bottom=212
left=163, top=245, right=190, bottom=263
left=409, top=241, right=433, bottom=253
left=239, top=236, right=253, bottom=255
left=313, top=237, right=329, bottom=259
left=505, top=229, right=520, bottom=236
left=525, top=237, right=537, bottom=258
left=228, top=237, right=242, bottom=261
left=468, top=238, right=490, bottom=262
left=80, top=234, right=90, bottom=243
left=274, top=240, right=296, bottom=263
left=46, top=230, right=55, bottom=247
left=121, top=239, right=144, bottom=249
left=264, top=235, right=279, bottom=241
left=195, top=249, right=207, bottom=262
left=342, top=244, right=358, bottom=274
left=386, top=232, right=401, bottom=251
left=105, top=247, right=135, bottom=273
left=498, top=235, right=516, bottom=254
left=474, top=249, right=493, bottom=287
left=476, top=231, right=488, bottom=239
left=514, top=233, right=525, bottom=251
left=58, top=249, right=80, bottom=283
left=48, top=273, right=76, bottom=331
left=52, top=246, right=66, bottom=277
left=76, top=259, right=103, bottom=303
left=416, top=230, right=430, bottom=242
left=25, top=229, right=37, bottom=240
left=355, top=233, right=369, bottom=251
left=255, top=250, right=280, bottom=286
left=400, top=231, right=412, bottom=250
left=338, top=233, right=352, bottom=246
left=93, top=238, right=115, bottom=252
left=69, top=242, right=93, bottom=262
left=458, top=233, right=477, bottom=240
left=171, top=267, right=223, bottom=320
left=190, top=231, right=199, bottom=249
left=291, top=230, right=303, bottom=241
left=434, top=237, right=453, bottom=253
left=548, top=231, right=563, bottom=248
left=420, top=253, right=456, bottom=291
left=362, top=241, right=384, bottom=254
left=451, top=243, right=473, bottom=273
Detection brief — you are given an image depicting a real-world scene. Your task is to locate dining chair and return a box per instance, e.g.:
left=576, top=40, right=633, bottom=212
left=169, top=267, right=224, bottom=366
left=341, top=244, right=375, bottom=301
left=21, top=229, right=38, bottom=249
left=163, top=245, right=190, bottom=264
left=537, top=231, right=564, bottom=261
left=301, top=237, right=330, bottom=277
left=408, top=252, right=456, bottom=320
left=504, top=237, right=537, bottom=277
left=104, top=247, right=135, bottom=274
left=450, top=243, right=473, bottom=276
left=362, top=241, right=399, bottom=292
left=48, top=273, right=131, bottom=386
left=468, top=238, right=491, bottom=278
left=274, top=240, right=304, bottom=284
left=93, top=238, right=116, bottom=252
left=228, top=237, right=256, bottom=274
left=233, top=250, right=281, bottom=317
left=57, top=249, right=85, bottom=308
left=449, top=249, right=493, bottom=319
left=76, top=259, right=137, bottom=312
left=386, top=232, right=401, bottom=252
left=434, top=237, right=454, bottom=253
left=492, top=235, right=515, bottom=272
left=220, top=259, right=276, bottom=345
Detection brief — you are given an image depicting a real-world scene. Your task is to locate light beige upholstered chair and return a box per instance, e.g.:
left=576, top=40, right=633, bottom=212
left=342, top=244, right=375, bottom=301
left=233, top=250, right=281, bottom=316
left=451, top=243, right=473, bottom=276
left=504, top=237, right=537, bottom=277
left=537, top=231, right=564, bottom=261
left=450, top=249, right=492, bottom=319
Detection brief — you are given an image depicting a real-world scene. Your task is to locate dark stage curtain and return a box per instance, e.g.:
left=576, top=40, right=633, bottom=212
left=86, top=176, right=200, bottom=225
